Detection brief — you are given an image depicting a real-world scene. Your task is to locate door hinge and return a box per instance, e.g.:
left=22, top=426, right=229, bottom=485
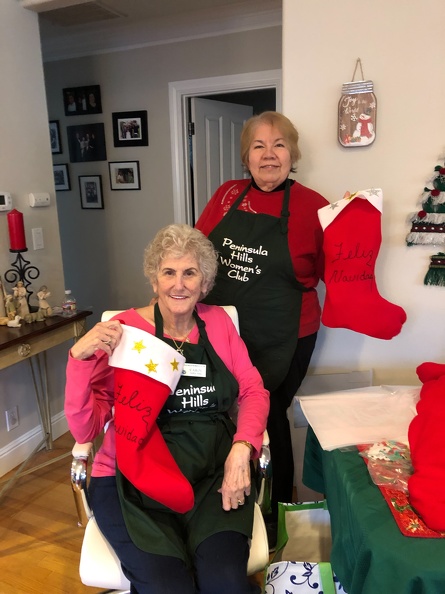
left=188, top=122, right=195, bottom=136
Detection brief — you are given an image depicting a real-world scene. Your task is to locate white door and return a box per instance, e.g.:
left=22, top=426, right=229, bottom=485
left=190, top=97, right=253, bottom=222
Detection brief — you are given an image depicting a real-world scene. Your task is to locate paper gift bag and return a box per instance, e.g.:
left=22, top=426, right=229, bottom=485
left=264, top=501, right=342, bottom=594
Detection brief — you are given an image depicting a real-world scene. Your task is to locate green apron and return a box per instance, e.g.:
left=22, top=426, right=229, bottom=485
left=205, top=179, right=309, bottom=391
left=116, top=305, right=254, bottom=565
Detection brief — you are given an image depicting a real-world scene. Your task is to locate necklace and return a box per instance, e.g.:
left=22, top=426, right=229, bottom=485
left=166, top=326, right=193, bottom=355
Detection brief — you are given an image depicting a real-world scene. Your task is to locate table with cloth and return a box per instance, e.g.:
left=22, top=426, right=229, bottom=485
left=300, top=386, right=445, bottom=594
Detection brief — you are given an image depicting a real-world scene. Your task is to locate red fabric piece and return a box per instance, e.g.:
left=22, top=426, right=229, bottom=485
left=114, top=367, right=194, bottom=514
left=408, top=362, right=445, bottom=531
left=321, top=198, right=406, bottom=339
left=358, top=446, right=445, bottom=538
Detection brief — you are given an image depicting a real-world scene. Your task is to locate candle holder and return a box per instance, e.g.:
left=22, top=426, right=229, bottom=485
left=5, top=249, right=40, bottom=306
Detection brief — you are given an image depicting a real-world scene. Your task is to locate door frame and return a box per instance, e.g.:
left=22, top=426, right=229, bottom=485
left=168, top=70, right=282, bottom=224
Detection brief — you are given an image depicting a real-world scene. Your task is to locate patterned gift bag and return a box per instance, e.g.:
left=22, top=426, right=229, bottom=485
left=264, top=502, right=346, bottom=593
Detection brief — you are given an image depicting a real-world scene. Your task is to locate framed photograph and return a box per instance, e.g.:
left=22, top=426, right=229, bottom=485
left=49, top=120, right=62, bottom=154
left=63, top=85, right=102, bottom=116
left=112, top=110, right=148, bottom=147
left=67, top=123, right=107, bottom=163
left=109, top=161, right=141, bottom=190
left=79, top=175, right=104, bottom=209
left=53, top=163, right=70, bottom=191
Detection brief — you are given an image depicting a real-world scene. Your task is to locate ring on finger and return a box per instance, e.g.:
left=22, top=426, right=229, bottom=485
left=237, top=499, right=245, bottom=505
left=102, top=338, right=112, bottom=345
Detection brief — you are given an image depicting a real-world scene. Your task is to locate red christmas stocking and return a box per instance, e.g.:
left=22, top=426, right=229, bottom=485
left=108, top=324, right=194, bottom=514
left=408, top=361, right=445, bottom=531
left=318, top=188, right=407, bottom=340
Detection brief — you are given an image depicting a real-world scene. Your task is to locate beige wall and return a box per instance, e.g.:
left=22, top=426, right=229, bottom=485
left=283, top=0, right=445, bottom=386
left=0, top=1, right=67, bottom=473
left=44, top=27, right=282, bottom=319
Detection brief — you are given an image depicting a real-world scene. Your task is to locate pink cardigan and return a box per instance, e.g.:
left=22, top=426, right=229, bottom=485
left=65, top=304, right=270, bottom=477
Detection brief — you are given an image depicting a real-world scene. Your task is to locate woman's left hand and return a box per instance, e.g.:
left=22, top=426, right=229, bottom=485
left=219, top=442, right=251, bottom=511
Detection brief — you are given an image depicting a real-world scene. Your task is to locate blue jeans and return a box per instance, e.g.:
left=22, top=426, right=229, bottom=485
left=88, top=476, right=261, bottom=594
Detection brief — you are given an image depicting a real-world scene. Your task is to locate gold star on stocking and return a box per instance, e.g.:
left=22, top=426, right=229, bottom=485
left=170, top=358, right=180, bottom=371
left=145, top=359, right=158, bottom=373
left=132, top=340, right=146, bottom=354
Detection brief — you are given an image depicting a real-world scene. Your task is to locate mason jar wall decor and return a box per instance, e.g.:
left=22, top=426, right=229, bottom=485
left=338, top=58, right=377, bottom=148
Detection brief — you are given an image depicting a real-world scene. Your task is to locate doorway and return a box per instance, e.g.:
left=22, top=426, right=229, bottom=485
left=188, top=89, right=276, bottom=223
left=168, top=69, right=282, bottom=225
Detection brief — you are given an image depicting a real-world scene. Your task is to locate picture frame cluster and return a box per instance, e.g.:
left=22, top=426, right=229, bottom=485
left=51, top=83, right=148, bottom=209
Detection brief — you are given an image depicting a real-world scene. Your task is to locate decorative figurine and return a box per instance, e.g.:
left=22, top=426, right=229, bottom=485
left=13, top=281, right=29, bottom=318
left=5, top=294, right=16, bottom=320
left=7, top=315, right=22, bottom=328
left=37, top=285, right=53, bottom=317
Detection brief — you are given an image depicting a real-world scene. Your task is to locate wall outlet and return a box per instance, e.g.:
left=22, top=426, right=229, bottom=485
left=5, top=406, right=19, bottom=431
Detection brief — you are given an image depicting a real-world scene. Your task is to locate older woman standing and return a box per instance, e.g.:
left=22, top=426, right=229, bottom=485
left=65, top=224, right=269, bottom=594
left=196, top=111, right=329, bottom=542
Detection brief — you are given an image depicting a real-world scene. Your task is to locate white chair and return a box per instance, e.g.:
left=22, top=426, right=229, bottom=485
left=71, top=306, right=270, bottom=591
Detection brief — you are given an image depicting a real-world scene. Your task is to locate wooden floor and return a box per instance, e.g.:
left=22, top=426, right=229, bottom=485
left=0, top=432, right=266, bottom=593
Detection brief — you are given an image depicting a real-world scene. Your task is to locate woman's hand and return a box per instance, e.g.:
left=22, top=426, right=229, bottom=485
left=70, top=320, right=123, bottom=360
left=219, top=442, right=252, bottom=511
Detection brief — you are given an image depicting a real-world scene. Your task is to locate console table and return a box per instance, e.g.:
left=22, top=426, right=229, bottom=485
left=0, top=310, right=92, bottom=499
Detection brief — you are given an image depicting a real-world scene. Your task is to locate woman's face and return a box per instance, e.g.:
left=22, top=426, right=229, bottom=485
left=152, top=254, right=207, bottom=320
left=246, top=123, right=292, bottom=191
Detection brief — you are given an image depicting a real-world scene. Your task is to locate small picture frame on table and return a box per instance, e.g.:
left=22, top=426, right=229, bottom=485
left=112, top=110, right=148, bottom=147
left=53, top=163, right=70, bottom=191
left=109, top=161, right=141, bottom=190
left=79, top=175, right=104, bottom=209
left=49, top=120, right=62, bottom=154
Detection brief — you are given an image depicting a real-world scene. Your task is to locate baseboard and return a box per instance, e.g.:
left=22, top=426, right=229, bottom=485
left=0, top=412, right=69, bottom=478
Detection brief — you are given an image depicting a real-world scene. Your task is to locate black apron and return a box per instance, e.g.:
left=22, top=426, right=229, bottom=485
left=205, top=179, right=308, bottom=391
left=116, top=305, right=254, bottom=565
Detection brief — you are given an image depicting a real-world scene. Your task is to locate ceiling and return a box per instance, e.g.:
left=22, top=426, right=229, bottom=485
left=21, top=0, right=282, bottom=61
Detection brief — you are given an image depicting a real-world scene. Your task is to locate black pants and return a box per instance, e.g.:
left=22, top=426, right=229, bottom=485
left=266, top=332, right=317, bottom=519
left=88, top=476, right=261, bottom=594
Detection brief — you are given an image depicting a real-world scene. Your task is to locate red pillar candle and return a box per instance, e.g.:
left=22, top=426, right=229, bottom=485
left=7, top=209, right=27, bottom=251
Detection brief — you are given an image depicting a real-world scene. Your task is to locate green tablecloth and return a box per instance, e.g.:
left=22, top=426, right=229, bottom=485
left=303, top=427, right=445, bottom=594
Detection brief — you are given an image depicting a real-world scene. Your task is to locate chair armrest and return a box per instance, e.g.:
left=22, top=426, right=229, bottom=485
left=71, top=442, right=94, bottom=527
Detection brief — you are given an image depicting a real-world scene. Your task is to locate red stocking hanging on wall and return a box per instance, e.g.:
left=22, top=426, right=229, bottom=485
left=318, top=188, right=407, bottom=340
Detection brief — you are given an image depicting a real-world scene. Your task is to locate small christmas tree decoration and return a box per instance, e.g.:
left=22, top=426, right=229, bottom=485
left=424, top=252, right=445, bottom=286
left=406, top=161, right=445, bottom=247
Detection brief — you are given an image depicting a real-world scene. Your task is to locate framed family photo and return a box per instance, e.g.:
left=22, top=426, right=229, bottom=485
left=79, top=175, right=104, bottom=209
left=112, top=110, right=148, bottom=147
left=53, top=163, right=70, bottom=191
left=63, top=85, right=102, bottom=116
left=67, top=123, right=107, bottom=163
left=49, top=120, right=62, bottom=154
left=109, top=161, right=141, bottom=190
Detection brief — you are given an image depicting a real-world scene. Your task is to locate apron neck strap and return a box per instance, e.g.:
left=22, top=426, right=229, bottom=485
left=225, top=179, right=291, bottom=235
left=280, top=178, right=291, bottom=235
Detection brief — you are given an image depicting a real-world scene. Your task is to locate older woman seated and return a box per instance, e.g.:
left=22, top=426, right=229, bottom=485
left=65, top=224, right=269, bottom=594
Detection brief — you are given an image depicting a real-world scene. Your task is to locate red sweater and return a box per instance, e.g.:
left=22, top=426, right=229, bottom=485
left=196, top=179, right=329, bottom=338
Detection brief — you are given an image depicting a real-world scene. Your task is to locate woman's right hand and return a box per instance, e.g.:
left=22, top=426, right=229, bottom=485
left=70, top=320, right=123, bottom=360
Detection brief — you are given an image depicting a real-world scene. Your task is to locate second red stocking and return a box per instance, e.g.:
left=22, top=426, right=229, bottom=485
left=318, top=188, right=406, bottom=340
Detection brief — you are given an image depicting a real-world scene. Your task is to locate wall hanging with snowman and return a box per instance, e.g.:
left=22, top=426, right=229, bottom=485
left=338, top=58, right=377, bottom=148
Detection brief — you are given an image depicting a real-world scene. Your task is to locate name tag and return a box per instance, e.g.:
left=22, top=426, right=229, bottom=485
left=182, top=363, right=207, bottom=377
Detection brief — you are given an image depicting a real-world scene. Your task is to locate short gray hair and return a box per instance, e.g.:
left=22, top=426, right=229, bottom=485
left=143, top=224, right=218, bottom=298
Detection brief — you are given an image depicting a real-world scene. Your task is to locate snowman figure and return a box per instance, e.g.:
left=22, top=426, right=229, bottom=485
left=352, top=109, right=375, bottom=145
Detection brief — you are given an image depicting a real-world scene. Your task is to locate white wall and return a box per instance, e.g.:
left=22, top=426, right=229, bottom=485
left=0, top=1, right=67, bottom=474
left=283, top=0, right=445, bottom=386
